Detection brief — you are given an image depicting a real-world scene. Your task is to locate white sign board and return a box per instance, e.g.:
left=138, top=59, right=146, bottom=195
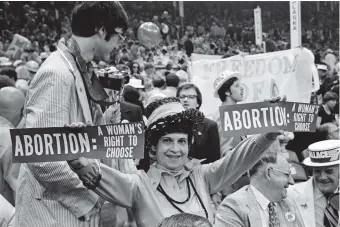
left=191, top=53, right=222, bottom=62
left=189, top=48, right=317, bottom=120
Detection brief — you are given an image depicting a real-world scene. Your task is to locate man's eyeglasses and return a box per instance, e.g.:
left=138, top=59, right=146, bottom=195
left=179, top=95, right=197, bottom=100
left=269, top=167, right=291, bottom=177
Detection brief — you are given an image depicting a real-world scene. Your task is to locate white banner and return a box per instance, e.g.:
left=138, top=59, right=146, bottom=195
left=189, top=48, right=318, bottom=120
left=191, top=53, right=222, bottom=62
left=254, top=6, right=263, bottom=46
left=290, top=1, right=302, bottom=48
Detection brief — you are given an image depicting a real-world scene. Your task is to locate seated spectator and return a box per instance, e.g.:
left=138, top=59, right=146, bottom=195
left=0, top=66, right=17, bottom=83
left=316, top=63, right=335, bottom=101
left=316, top=91, right=338, bottom=131
left=0, top=75, right=15, bottom=89
left=176, top=64, right=189, bottom=86
left=140, top=63, right=155, bottom=92
left=40, top=52, right=49, bottom=63
left=123, top=85, right=145, bottom=116
left=125, top=78, right=146, bottom=106
left=162, top=73, right=179, bottom=97
left=26, top=60, right=39, bottom=81
left=158, top=213, right=212, bottom=227
left=215, top=151, right=299, bottom=227
left=15, top=79, right=29, bottom=96
left=146, top=76, right=167, bottom=105
left=15, top=65, right=31, bottom=82
left=303, top=122, right=339, bottom=159
left=288, top=140, right=340, bottom=227
left=130, top=61, right=141, bottom=78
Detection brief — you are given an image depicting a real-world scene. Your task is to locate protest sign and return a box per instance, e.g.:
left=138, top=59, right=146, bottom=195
left=5, top=34, right=30, bottom=60
left=290, top=1, right=302, bottom=48
left=11, top=122, right=144, bottom=163
left=219, top=102, right=318, bottom=137
left=254, top=6, right=263, bottom=46
left=189, top=48, right=317, bottom=120
left=191, top=53, right=222, bottom=62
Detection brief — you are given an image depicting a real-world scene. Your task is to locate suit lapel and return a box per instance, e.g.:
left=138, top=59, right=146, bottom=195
left=293, top=179, right=315, bottom=227
left=277, top=201, right=297, bottom=227
left=247, top=187, right=263, bottom=227
left=57, top=46, right=92, bottom=123
left=73, top=69, right=92, bottom=123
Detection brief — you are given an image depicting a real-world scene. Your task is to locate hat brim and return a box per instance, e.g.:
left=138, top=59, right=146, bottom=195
left=145, top=108, right=204, bottom=153
left=303, top=157, right=340, bottom=167
left=131, top=85, right=145, bottom=89
left=214, top=72, right=242, bottom=98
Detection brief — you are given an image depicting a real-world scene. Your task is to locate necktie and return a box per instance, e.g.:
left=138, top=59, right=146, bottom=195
left=66, top=37, right=110, bottom=104
left=324, top=193, right=339, bottom=227
left=268, top=202, right=280, bottom=227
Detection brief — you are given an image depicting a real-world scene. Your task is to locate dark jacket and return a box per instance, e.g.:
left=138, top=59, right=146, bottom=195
left=120, top=101, right=143, bottom=123
left=190, top=118, right=221, bottom=164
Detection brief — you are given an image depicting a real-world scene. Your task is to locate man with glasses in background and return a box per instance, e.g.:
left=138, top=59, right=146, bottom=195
left=176, top=83, right=220, bottom=164
left=215, top=151, right=304, bottom=227
left=288, top=140, right=339, bottom=227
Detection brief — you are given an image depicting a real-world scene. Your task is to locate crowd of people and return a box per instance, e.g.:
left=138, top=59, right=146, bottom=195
left=0, top=1, right=339, bottom=227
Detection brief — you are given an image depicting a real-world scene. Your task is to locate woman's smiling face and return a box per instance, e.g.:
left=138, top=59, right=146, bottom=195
left=154, top=133, right=189, bottom=171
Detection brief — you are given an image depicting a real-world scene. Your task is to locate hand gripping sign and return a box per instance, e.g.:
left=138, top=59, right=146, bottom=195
left=219, top=102, right=318, bottom=137
left=11, top=122, right=144, bottom=163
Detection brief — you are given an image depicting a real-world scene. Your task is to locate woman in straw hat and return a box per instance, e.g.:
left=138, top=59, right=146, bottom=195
left=68, top=97, right=285, bottom=227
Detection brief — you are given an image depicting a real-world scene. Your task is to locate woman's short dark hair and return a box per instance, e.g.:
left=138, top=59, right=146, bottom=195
left=71, top=2, right=128, bottom=41
left=217, top=77, right=239, bottom=102
left=165, top=74, right=179, bottom=88
left=0, top=66, right=17, bottom=81
left=177, top=83, right=203, bottom=110
left=323, top=91, right=338, bottom=104
left=0, top=75, right=15, bottom=89
left=153, top=76, right=165, bottom=88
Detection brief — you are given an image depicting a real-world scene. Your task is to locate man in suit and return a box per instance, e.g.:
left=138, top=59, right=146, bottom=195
left=287, top=140, right=339, bottom=227
left=215, top=151, right=304, bottom=227
left=176, top=83, right=220, bottom=164
left=15, top=2, right=129, bottom=227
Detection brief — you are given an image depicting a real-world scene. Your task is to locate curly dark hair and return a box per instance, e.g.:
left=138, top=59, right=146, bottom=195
left=145, top=97, right=205, bottom=157
left=145, top=97, right=180, bottom=118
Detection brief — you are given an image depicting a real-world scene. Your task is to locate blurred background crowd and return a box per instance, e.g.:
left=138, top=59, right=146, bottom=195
left=0, top=2, right=339, bottom=227
left=0, top=1, right=339, bottom=62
